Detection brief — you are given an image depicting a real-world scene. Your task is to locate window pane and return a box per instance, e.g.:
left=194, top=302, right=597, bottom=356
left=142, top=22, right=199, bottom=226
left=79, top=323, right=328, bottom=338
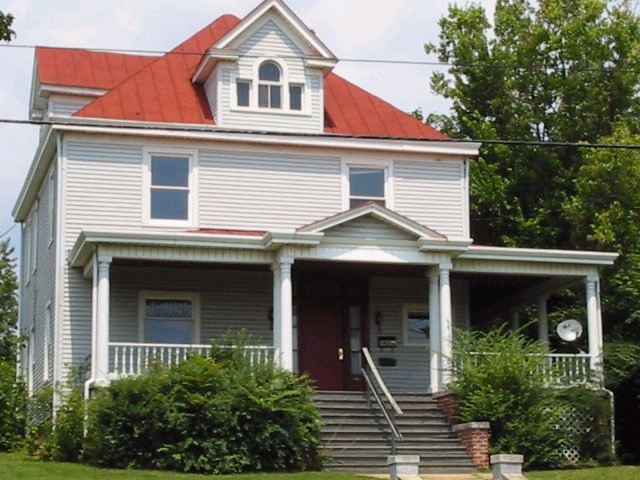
left=259, top=62, right=280, bottom=81
left=407, top=312, right=429, bottom=343
left=145, top=299, right=193, bottom=319
left=350, top=198, right=386, bottom=209
left=270, top=85, right=281, bottom=108
left=258, top=85, right=269, bottom=108
left=351, top=352, right=362, bottom=374
left=151, top=156, right=189, bottom=187
left=350, top=168, right=385, bottom=198
left=290, top=85, right=302, bottom=110
left=237, top=81, right=250, bottom=107
left=151, top=189, right=188, bottom=220
left=145, top=319, right=193, bottom=344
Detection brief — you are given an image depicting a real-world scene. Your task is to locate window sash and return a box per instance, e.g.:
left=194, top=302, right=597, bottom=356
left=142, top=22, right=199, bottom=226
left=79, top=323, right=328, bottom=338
left=237, top=80, right=250, bottom=107
left=143, top=298, right=195, bottom=344
left=147, top=155, right=192, bottom=222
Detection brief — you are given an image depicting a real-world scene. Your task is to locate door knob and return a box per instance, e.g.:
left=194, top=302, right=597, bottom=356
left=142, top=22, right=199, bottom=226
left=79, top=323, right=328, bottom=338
left=338, top=347, right=344, bottom=360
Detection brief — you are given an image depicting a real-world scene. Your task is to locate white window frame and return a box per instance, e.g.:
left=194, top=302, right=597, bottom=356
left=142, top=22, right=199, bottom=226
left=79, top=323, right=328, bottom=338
left=143, top=148, right=198, bottom=228
left=341, top=159, right=394, bottom=210
left=23, top=221, right=31, bottom=285
left=137, top=291, right=201, bottom=344
left=235, top=78, right=252, bottom=108
left=288, top=83, right=304, bottom=111
left=47, top=171, right=55, bottom=248
left=31, top=201, right=38, bottom=276
left=402, top=303, right=429, bottom=347
left=257, top=60, right=283, bottom=109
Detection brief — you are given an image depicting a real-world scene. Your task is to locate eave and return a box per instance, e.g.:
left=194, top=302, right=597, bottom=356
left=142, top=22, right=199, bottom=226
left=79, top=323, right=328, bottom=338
left=459, top=245, right=619, bottom=266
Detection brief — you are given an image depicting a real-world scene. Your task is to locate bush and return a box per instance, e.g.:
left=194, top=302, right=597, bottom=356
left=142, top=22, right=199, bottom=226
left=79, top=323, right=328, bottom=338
left=0, top=360, right=26, bottom=451
left=449, top=327, right=569, bottom=469
left=84, top=337, right=322, bottom=474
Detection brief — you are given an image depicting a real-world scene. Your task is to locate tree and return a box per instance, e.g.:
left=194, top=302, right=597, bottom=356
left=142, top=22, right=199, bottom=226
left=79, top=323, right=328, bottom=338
left=425, top=0, right=640, bottom=248
left=0, top=12, right=15, bottom=42
left=0, top=240, right=18, bottom=362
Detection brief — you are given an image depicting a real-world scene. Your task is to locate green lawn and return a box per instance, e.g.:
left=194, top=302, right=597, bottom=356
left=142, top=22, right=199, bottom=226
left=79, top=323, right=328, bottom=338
left=527, top=465, right=640, bottom=480
left=0, top=453, right=372, bottom=480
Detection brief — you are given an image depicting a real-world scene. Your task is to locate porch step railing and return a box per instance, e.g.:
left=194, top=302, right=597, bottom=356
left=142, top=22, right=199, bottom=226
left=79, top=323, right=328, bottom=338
left=108, top=342, right=275, bottom=377
left=455, top=352, right=593, bottom=386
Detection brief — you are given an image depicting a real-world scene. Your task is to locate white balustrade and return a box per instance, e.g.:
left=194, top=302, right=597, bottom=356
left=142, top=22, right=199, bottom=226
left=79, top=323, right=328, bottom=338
left=108, top=342, right=275, bottom=378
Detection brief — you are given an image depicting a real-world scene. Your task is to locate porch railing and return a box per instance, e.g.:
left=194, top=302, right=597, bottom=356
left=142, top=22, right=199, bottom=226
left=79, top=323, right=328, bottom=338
left=108, top=342, right=275, bottom=378
left=455, top=352, right=593, bottom=386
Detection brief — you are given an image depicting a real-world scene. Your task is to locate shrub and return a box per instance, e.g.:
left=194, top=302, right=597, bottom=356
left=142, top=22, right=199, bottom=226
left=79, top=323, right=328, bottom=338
left=84, top=337, right=321, bottom=474
left=0, top=360, right=26, bottom=451
left=449, top=327, right=569, bottom=469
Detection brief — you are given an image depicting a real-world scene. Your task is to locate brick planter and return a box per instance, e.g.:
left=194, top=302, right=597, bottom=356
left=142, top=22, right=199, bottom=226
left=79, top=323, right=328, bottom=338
left=452, top=422, right=491, bottom=470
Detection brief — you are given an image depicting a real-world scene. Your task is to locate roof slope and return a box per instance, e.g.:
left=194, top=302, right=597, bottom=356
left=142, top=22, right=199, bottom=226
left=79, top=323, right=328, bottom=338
left=36, top=47, right=157, bottom=90
left=74, top=14, right=241, bottom=124
left=36, top=13, right=446, bottom=139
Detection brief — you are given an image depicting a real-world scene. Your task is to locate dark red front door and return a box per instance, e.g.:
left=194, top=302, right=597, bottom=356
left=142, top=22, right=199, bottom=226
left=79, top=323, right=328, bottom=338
left=298, top=305, right=345, bottom=390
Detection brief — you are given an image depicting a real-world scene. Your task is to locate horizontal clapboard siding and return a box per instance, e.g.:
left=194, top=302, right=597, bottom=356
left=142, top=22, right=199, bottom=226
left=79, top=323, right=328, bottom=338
left=48, top=95, right=94, bottom=117
left=324, top=216, right=417, bottom=243
left=199, top=149, right=341, bottom=230
left=368, top=276, right=469, bottom=392
left=110, top=266, right=273, bottom=345
left=394, top=160, right=466, bottom=238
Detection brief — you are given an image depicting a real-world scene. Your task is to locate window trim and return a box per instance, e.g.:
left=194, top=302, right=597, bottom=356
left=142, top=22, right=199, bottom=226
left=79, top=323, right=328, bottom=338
left=235, top=79, right=252, bottom=107
left=402, top=303, right=430, bottom=347
left=47, top=171, right=55, bottom=248
left=342, top=159, right=394, bottom=210
left=137, top=291, right=201, bottom=344
left=143, top=148, right=198, bottom=227
left=257, top=60, right=283, bottom=109
left=31, top=201, right=38, bottom=276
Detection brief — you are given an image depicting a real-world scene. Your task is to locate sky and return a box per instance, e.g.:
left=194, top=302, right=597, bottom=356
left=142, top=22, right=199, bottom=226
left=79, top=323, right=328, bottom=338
left=0, top=0, right=496, bottom=256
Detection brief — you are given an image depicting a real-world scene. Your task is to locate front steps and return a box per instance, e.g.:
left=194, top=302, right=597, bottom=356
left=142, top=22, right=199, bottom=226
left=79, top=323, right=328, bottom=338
left=315, top=391, right=478, bottom=474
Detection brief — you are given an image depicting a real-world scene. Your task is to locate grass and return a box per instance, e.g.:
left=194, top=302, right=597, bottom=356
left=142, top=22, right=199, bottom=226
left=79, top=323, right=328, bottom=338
left=527, top=465, right=640, bottom=480
left=0, top=452, right=372, bottom=480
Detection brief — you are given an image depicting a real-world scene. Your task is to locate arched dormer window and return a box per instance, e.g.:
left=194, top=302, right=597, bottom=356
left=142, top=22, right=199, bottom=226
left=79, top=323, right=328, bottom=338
left=258, top=61, right=282, bottom=109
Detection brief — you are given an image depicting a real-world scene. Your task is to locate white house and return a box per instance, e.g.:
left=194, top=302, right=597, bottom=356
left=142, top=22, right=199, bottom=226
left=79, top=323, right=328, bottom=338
left=14, top=0, right=617, bottom=403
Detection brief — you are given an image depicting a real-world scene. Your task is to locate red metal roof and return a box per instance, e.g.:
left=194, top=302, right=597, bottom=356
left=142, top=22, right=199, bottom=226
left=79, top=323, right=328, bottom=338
left=36, top=13, right=447, bottom=139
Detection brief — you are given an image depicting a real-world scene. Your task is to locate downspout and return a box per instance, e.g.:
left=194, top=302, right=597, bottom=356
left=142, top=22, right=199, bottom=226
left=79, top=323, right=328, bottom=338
left=53, top=131, right=65, bottom=410
left=84, top=250, right=98, bottom=401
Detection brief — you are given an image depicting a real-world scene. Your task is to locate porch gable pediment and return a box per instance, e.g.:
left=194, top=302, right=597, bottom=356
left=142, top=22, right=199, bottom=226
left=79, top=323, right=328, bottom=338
left=297, top=203, right=447, bottom=244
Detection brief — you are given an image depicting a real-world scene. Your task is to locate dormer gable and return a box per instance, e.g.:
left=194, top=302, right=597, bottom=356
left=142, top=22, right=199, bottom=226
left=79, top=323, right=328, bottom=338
left=194, top=0, right=336, bottom=133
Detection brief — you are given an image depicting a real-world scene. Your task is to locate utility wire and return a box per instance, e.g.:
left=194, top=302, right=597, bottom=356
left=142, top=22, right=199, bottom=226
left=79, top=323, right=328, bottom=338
left=1, top=43, right=638, bottom=74
left=0, top=224, right=17, bottom=240
left=2, top=117, right=640, bottom=150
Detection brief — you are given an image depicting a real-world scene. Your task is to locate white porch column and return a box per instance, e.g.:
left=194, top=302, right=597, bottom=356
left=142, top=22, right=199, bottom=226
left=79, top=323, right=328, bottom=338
left=95, top=255, right=112, bottom=384
left=429, top=268, right=441, bottom=393
left=537, top=295, right=549, bottom=351
left=510, top=308, right=520, bottom=331
left=439, top=261, right=453, bottom=386
left=586, top=274, right=603, bottom=376
left=271, top=264, right=281, bottom=364
left=274, top=254, right=294, bottom=371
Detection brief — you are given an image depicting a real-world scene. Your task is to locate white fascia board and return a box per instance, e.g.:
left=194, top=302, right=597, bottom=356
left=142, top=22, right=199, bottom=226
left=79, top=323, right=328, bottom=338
left=418, top=238, right=473, bottom=253
left=192, top=51, right=239, bottom=83
left=263, top=231, right=323, bottom=249
left=69, top=230, right=268, bottom=268
left=461, top=245, right=619, bottom=266
left=38, top=84, right=106, bottom=97
left=12, top=127, right=56, bottom=221
left=52, top=122, right=481, bottom=157
left=29, top=59, right=43, bottom=119
left=304, top=58, right=338, bottom=69
left=215, top=0, right=336, bottom=60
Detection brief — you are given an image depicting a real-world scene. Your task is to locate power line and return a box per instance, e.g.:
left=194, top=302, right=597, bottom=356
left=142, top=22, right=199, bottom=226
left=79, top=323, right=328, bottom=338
left=0, top=224, right=17, bottom=240
left=1, top=42, right=639, bottom=74
left=2, top=117, right=640, bottom=150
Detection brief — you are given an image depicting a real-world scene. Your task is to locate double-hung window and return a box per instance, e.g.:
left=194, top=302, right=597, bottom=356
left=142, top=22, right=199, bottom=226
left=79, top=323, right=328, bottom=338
left=258, top=61, right=282, bottom=109
left=145, top=151, right=196, bottom=225
left=140, top=292, right=200, bottom=344
left=403, top=304, right=429, bottom=346
left=348, top=167, right=387, bottom=208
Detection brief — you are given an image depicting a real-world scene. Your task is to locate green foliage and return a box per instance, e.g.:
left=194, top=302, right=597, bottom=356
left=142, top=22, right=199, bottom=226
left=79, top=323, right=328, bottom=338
left=450, top=328, right=568, bottom=468
left=0, top=11, right=15, bottom=42
left=0, top=360, right=26, bottom=451
left=26, top=379, right=85, bottom=462
left=84, top=337, right=321, bottom=474
left=0, top=240, right=19, bottom=363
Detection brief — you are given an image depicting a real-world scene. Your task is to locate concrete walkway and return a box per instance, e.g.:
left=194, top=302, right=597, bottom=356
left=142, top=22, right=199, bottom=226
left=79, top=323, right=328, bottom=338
left=363, top=474, right=491, bottom=479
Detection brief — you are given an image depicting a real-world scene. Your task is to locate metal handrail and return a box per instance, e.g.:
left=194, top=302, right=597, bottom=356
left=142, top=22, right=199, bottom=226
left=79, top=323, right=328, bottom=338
left=361, top=347, right=403, bottom=453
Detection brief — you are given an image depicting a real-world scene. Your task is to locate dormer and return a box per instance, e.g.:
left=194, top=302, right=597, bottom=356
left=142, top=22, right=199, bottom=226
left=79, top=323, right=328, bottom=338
left=192, top=0, right=337, bottom=134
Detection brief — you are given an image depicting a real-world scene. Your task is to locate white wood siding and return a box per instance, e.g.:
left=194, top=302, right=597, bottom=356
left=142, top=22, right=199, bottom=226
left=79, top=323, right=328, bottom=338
left=394, top=159, right=467, bottom=238
left=204, top=72, right=218, bottom=122
left=47, top=95, right=94, bottom=117
left=216, top=16, right=324, bottom=133
left=20, top=171, right=57, bottom=391
left=324, top=216, right=417, bottom=243
left=199, top=148, right=341, bottom=230
left=110, top=266, right=273, bottom=345
left=368, top=276, right=469, bottom=392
